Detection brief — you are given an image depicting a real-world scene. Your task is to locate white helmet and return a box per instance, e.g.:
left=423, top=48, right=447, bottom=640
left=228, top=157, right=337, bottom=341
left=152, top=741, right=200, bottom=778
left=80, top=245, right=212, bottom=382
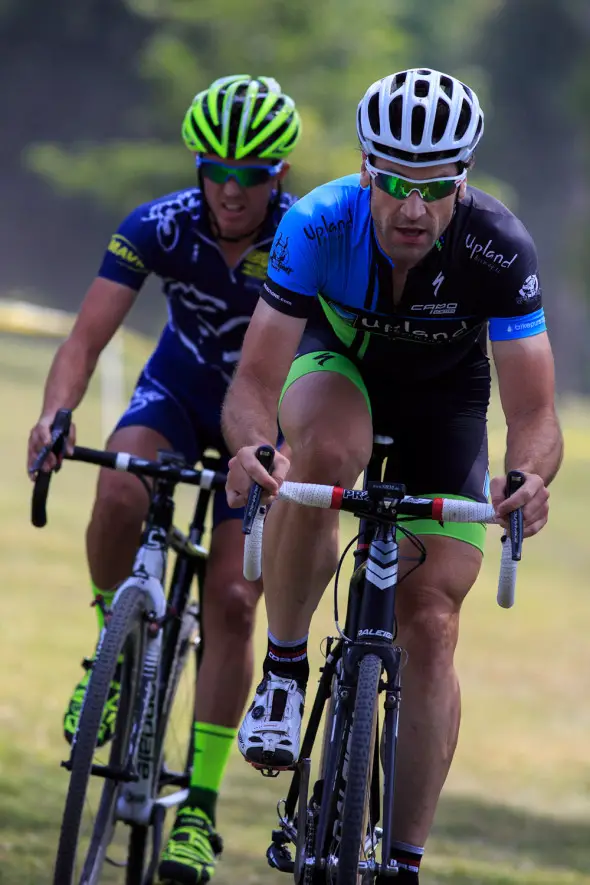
left=357, top=68, right=484, bottom=168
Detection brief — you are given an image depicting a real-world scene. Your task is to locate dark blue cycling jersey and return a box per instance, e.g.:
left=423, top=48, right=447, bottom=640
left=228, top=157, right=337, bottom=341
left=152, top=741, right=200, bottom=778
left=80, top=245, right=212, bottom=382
left=95, top=185, right=295, bottom=526
left=98, top=186, right=296, bottom=383
left=261, top=174, right=545, bottom=381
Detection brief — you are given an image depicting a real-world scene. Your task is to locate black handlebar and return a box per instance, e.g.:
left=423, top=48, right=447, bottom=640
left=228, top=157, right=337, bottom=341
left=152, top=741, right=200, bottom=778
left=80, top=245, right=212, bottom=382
left=30, top=409, right=227, bottom=529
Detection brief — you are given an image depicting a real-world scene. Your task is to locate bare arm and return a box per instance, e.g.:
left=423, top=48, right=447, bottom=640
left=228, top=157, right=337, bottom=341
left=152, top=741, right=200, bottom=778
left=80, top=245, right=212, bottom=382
left=28, top=277, right=137, bottom=471
left=493, top=332, right=563, bottom=484
left=222, top=299, right=307, bottom=504
left=222, top=299, right=307, bottom=452
left=40, top=277, right=137, bottom=416
left=491, top=332, right=563, bottom=535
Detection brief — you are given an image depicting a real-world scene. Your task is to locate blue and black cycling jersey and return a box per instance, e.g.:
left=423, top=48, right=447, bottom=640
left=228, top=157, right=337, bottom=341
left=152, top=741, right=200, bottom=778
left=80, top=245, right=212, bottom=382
left=98, top=186, right=297, bottom=383
left=261, top=173, right=545, bottom=382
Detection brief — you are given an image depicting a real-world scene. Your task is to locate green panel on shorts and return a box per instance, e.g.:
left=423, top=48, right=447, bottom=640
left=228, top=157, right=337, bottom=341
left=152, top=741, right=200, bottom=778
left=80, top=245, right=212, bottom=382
left=279, top=350, right=372, bottom=415
left=399, top=493, right=487, bottom=554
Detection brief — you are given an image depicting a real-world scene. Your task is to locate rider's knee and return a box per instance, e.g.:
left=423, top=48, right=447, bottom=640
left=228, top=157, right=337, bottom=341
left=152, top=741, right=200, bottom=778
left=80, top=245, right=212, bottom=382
left=290, top=434, right=371, bottom=487
left=397, top=584, right=463, bottom=668
left=91, top=471, right=148, bottom=533
left=204, top=578, right=259, bottom=642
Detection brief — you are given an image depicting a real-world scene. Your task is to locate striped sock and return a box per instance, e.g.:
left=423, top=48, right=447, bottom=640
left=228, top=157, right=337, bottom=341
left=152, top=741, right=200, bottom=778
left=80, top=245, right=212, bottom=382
left=391, top=840, right=424, bottom=881
left=188, top=722, right=236, bottom=826
left=91, top=581, right=116, bottom=632
left=263, top=630, right=309, bottom=689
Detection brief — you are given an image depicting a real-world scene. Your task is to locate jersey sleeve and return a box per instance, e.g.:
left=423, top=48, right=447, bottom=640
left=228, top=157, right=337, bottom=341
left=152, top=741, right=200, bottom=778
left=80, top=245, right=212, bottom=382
left=96, top=204, right=154, bottom=291
left=260, top=200, right=322, bottom=318
left=482, top=218, right=546, bottom=341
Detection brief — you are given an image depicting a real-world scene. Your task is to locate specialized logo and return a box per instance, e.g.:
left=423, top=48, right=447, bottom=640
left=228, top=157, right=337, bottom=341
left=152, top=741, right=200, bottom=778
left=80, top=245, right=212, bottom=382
left=465, top=234, right=518, bottom=272
left=313, top=352, right=336, bottom=367
left=432, top=271, right=445, bottom=297
left=517, top=273, right=539, bottom=303
left=242, top=249, right=269, bottom=280
left=269, top=234, right=293, bottom=275
left=107, top=234, right=146, bottom=272
left=303, top=208, right=353, bottom=242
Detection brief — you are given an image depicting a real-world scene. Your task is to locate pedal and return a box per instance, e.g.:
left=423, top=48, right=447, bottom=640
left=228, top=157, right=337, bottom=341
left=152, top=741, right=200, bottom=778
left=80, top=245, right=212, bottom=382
left=260, top=767, right=282, bottom=778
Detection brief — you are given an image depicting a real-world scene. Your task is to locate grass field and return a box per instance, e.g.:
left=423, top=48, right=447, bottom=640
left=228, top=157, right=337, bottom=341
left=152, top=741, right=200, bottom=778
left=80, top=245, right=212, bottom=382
left=1, top=332, right=589, bottom=885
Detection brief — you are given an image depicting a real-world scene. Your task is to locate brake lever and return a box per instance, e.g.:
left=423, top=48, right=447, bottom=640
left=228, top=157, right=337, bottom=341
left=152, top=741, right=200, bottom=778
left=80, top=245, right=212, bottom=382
left=242, top=445, right=275, bottom=535
left=505, top=469, right=525, bottom=561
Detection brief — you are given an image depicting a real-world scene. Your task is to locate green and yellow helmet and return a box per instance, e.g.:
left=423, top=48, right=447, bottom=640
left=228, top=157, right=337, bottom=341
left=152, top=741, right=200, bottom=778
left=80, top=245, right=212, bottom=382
left=182, top=75, right=301, bottom=161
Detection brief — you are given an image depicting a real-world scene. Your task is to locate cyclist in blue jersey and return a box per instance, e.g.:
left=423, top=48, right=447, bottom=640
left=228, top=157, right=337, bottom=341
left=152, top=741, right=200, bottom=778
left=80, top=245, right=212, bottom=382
left=27, top=74, right=301, bottom=884
left=222, top=69, right=563, bottom=883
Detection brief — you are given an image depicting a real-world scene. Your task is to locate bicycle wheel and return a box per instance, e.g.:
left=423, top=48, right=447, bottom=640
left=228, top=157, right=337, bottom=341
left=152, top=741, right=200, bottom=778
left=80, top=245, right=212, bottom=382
left=53, top=585, right=147, bottom=885
left=337, top=654, right=382, bottom=885
left=156, top=601, right=200, bottom=791
left=124, top=600, right=200, bottom=885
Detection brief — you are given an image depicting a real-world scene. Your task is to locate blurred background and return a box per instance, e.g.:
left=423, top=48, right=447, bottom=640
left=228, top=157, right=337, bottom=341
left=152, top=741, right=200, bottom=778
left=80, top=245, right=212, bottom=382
left=2, top=1, right=590, bottom=883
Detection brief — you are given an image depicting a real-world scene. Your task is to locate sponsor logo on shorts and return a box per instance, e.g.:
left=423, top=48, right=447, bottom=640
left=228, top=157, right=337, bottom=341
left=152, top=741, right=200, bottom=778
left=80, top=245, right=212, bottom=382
left=107, top=234, right=146, bottom=272
left=126, top=386, right=166, bottom=415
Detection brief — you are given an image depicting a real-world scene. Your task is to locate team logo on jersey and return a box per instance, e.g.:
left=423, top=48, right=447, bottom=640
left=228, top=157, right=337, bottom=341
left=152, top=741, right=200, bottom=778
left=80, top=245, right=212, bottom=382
left=517, top=273, right=539, bottom=303
left=269, top=234, right=293, bottom=275
left=242, top=249, right=269, bottom=280
left=107, top=234, right=146, bottom=272
left=465, top=234, right=518, bottom=272
left=142, top=190, right=201, bottom=252
left=303, top=208, right=353, bottom=242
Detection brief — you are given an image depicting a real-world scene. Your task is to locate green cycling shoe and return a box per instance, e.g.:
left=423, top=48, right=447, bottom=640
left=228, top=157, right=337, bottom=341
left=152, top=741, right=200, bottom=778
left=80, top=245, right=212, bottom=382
left=63, top=656, right=121, bottom=747
left=159, top=806, right=223, bottom=884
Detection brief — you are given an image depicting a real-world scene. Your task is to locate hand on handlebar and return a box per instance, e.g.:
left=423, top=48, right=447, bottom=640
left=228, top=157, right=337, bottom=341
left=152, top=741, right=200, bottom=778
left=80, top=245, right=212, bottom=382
left=490, top=470, right=548, bottom=538
left=226, top=444, right=290, bottom=509
left=27, top=410, right=76, bottom=477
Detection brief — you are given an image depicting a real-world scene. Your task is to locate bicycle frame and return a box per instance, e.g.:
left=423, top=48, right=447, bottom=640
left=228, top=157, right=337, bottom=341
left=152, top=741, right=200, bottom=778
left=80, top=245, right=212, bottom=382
left=269, top=436, right=405, bottom=879
left=70, top=453, right=216, bottom=830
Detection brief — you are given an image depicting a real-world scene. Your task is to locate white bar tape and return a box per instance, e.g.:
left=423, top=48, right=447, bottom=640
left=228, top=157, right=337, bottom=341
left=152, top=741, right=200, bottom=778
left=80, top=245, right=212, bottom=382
left=243, top=509, right=265, bottom=582
left=199, top=468, right=215, bottom=490
left=278, top=481, right=334, bottom=508
left=497, top=536, right=517, bottom=609
left=115, top=452, right=131, bottom=471
left=440, top=499, right=496, bottom=523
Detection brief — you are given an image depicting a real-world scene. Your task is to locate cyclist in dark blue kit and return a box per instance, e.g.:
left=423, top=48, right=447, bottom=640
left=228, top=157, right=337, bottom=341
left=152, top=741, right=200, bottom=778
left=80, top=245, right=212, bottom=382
left=27, top=74, right=301, bottom=884
left=223, top=69, right=563, bottom=883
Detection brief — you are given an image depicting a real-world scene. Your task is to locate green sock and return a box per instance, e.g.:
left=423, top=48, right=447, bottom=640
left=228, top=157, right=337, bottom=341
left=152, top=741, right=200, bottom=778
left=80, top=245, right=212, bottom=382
left=91, top=581, right=116, bottom=632
left=188, top=722, right=236, bottom=825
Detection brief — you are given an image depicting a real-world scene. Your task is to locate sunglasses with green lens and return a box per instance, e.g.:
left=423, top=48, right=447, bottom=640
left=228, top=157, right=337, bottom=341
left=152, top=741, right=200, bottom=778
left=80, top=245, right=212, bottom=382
left=366, top=159, right=465, bottom=202
left=196, top=156, right=283, bottom=188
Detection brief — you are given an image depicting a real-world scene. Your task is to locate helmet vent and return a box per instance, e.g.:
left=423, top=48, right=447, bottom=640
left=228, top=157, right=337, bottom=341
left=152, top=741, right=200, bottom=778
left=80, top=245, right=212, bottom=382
left=368, top=93, right=382, bottom=136
left=432, top=98, right=450, bottom=144
left=411, top=104, right=426, bottom=145
left=455, top=98, right=472, bottom=140
left=414, top=78, right=430, bottom=99
left=388, top=95, right=403, bottom=141
left=439, top=75, right=454, bottom=99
